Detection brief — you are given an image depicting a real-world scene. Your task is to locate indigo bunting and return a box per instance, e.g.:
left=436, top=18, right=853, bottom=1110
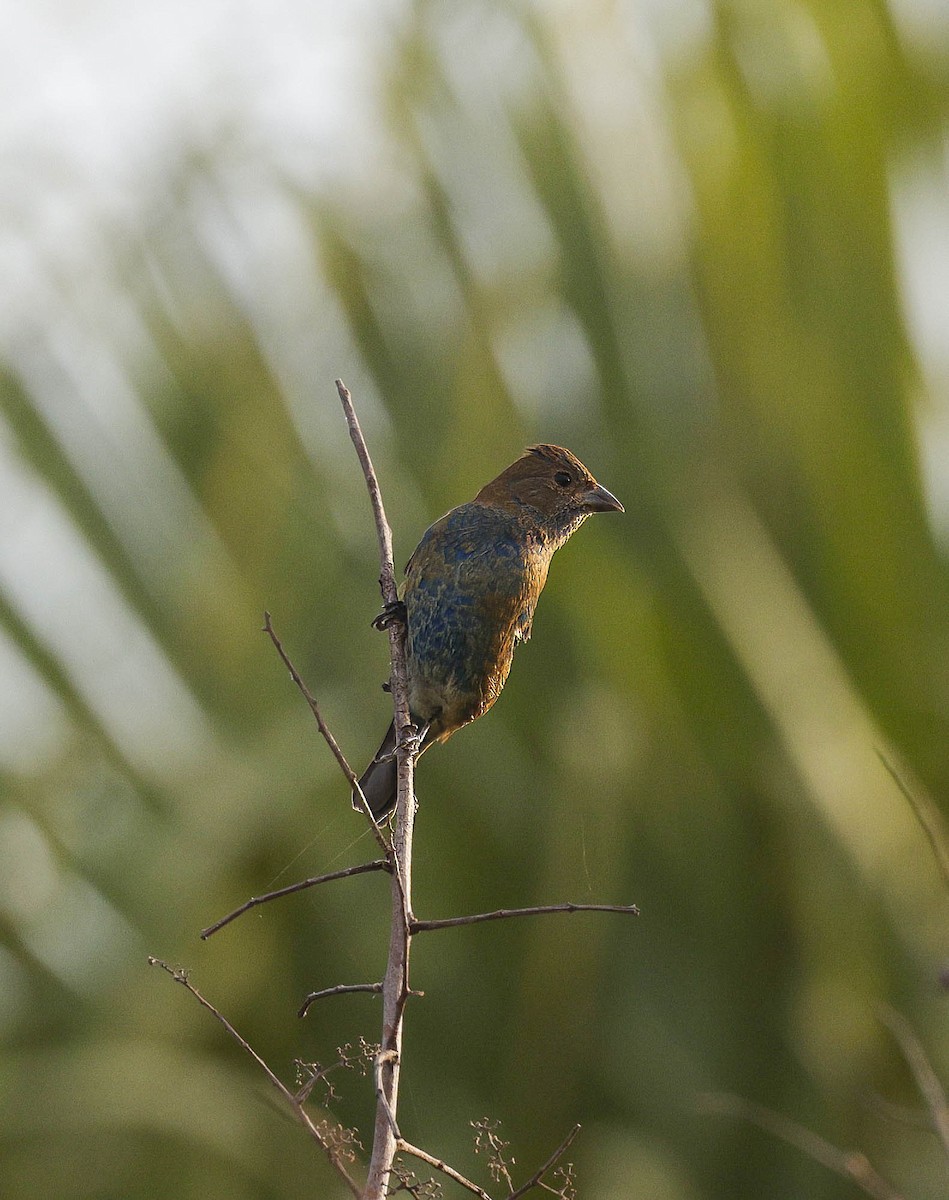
left=356, top=444, right=623, bottom=818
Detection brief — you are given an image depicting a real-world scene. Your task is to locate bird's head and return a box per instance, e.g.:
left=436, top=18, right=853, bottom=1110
left=475, top=444, right=623, bottom=540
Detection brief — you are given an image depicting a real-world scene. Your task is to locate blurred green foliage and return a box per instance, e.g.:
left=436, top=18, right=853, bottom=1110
left=2, top=1, right=949, bottom=1197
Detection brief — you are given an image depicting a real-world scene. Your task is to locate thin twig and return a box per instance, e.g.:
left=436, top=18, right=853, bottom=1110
left=879, top=1006, right=949, bottom=1162
left=298, top=982, right=383, bottom=1018
left=336, top=380, right=400, bottom=611
left=507, top=1123, right=581, bottom=1200
left=397, top=1140, right=493, bottom=1200
left=147, top=957, right=362, bottom=1197
left=411, top=903, right=640, bottom=933
left=263, top=611, right=392, bottom=859
left=201, top=860, right=390, bottom=939
left=698, top=1092, right=905, bottom=1200
left=877, top=749, right=949, bottom=891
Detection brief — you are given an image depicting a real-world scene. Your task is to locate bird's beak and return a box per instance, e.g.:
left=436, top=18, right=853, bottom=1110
left=582, top=483, right=624, bottom=514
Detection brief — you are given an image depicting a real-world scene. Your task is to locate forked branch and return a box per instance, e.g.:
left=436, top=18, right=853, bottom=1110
left=507, top=1122, right=581, bottom=1199
left=148, top=957, right=362, bottom=1197
left=397, top=1140, right=493, bottom=1200
left=156, top=380, right=639, bottom=1200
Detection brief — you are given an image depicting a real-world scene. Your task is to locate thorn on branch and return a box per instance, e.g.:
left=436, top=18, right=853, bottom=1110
left=298, top=982, right=383, bottom=1018
left=410, top=902, right=640, bottom=934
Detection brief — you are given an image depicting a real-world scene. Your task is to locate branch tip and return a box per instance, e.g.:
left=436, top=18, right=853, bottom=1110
left=201, top=860, right=391, bottom=940
left=411, top=902, right=640, bottom=934
left=149, top=953, right=361, bottom=1194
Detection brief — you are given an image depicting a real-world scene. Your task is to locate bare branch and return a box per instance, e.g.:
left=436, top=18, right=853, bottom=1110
left=698, top=1092, right=905, bottom=1200
left=398, top=1140, right=494, bottom=1200
left=298, top=982, right=383, bottom=1018
left=879, top=1006, right=949, bottom=1163
left=336, top=380, right=399, bottom=606
left=263, top=610, right=393, bottom=858
left=411, top=903, right=640, bottom=933
left=507, top=1124, right=581, bottom=1200
left=263, top=611, right=359, bottom=788
left=201, top=860, right=391, bottom=939
left=877, top=749, right=949, bottom=892
left=338, top=379, right=418, bottom=1200
left=147, top=957, right=362, bottom=1197
left=158, top=380, right=629, bottom=1200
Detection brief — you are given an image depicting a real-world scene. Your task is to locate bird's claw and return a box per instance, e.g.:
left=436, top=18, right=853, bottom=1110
left=372, top=600, right=407, bottom=631
left=400, top=722, right=429, bottom=755
left=376, top=722, right=428, bottom=761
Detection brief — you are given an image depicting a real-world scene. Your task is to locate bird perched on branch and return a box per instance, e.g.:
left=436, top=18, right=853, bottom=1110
left=355, top=444, right=623, bottom=818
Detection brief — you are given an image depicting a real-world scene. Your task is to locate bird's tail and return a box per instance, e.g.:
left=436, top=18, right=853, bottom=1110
left=354, top=720, right=398, bottom=820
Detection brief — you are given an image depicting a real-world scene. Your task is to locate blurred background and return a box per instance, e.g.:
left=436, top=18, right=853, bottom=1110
left=2, top=0, right=949, bottom=1196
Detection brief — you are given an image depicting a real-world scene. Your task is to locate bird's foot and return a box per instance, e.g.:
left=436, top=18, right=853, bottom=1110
left=400, top=721, right=429, bottom=756
left=376, top=722, right=428, bottom=760
left=371, top=600, right=407, bottom=631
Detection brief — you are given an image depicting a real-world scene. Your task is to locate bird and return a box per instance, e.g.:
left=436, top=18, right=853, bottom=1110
left=355, top=444, right=623, bottom=819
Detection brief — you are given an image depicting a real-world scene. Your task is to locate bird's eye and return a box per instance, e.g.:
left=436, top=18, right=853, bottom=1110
left=554, top=471, right=572, bottom=487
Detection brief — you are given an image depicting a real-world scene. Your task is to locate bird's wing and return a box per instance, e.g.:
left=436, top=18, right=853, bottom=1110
left=405, top=506, right=501, bottom=578
left=406, top=504, right=538, bottom=649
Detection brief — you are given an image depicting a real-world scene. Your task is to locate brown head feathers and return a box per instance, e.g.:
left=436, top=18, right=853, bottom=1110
left=474, top=444, right=623, bottom=520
